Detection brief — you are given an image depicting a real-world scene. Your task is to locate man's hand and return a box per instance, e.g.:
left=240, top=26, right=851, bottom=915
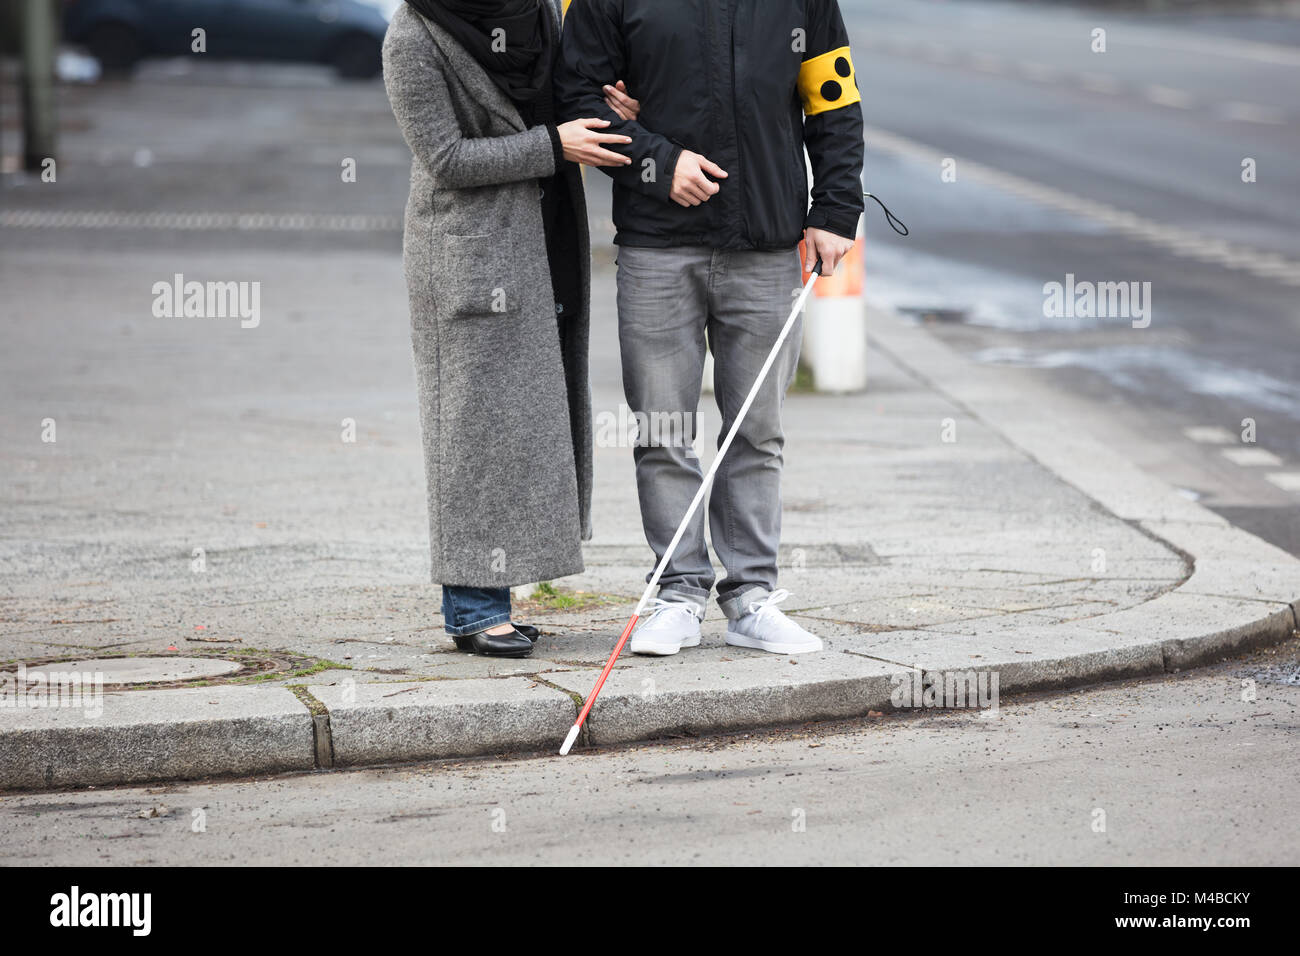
left=804, top=227, right=854, bottom=274
left=602, top=81, right=640, bottom=121
left=670, top=150, right=728, bottom=207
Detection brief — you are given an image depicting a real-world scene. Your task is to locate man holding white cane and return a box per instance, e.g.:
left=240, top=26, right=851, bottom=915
left=556, top=0, right=865, bottom=655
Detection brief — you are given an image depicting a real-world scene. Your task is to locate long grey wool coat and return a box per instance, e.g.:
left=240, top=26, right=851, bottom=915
left=383, top=0, right=592, bottom=587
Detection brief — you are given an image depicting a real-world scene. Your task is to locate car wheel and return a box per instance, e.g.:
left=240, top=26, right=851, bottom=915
left=85, top=21, right=143, bottom=73
left=329, top=33, right=381, bottom=80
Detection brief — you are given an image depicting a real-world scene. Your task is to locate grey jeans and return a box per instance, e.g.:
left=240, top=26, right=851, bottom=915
left=616, top=245, right=803, bottom=621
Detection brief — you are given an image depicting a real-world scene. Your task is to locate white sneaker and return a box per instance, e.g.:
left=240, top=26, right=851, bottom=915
left=725, top=588, right=822, bottom=654
left=628, top=596, right=703, bottom=656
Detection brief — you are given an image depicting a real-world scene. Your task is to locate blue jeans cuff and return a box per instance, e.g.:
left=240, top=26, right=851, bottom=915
left=443, top=610, right=512, bottom=637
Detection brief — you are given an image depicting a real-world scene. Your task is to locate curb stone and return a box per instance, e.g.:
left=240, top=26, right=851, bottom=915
left=306, top=677, right=576, bottom=766
left=542, top=654, right=911, bottom=748
left=0, top=685, right=314, bottom=790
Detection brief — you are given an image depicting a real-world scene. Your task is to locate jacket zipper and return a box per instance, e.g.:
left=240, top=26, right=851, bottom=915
left=728, top=0, right=748, bottom=244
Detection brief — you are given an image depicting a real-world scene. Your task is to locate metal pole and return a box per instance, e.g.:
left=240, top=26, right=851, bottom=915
left=20, top=0, right=58, bottom=173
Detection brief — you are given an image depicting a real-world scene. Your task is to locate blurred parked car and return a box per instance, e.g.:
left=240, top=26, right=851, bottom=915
left=62, top=0, right=390, bottom=78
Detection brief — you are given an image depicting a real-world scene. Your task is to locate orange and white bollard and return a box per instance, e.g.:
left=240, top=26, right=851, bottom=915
left=798, top=219, right=867, bottom=393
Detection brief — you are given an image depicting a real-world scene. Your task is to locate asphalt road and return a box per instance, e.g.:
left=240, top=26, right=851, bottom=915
left=4, top=1, right=1296, bottom=556
left=2, top=638, right=1296, bottom=865
left=841, top=0, right=1300, bottom=557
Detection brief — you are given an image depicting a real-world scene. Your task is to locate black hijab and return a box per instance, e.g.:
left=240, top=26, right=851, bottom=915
left=405, top=0, right=552, bottom=106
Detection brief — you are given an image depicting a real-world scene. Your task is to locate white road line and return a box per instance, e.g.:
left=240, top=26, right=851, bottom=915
left=861, top=123, right=1300, bottom=288
left=1220, top=101, right=1288, bottom=125
left=970, top=53, right=1005, bottom=74
left=1183, top=426, right=1237, bottom=445
left=1144, top=85, right=1196, bottom=110
left=920, top=41, right=953, bottom=63
left=1019, top=62, right=1058, bottom=82
left=0, top=210, right=401, bottom=232
left=1080, top=73, right=1122, bottom=95
left=1221, top=447, right=1285, bottom=467
left=1122, top=33, right=1300, bottom=69
left=1265, top=473, right=1300, bottom=493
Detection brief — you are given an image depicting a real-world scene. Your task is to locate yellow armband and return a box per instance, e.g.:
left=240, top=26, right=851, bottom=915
left=797, top=46, right=860, bottom=116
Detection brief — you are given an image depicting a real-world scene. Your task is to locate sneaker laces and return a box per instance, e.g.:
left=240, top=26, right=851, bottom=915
left=645, top=597, right=700, bottom=621
left=745, top=588, right=790, bottom=620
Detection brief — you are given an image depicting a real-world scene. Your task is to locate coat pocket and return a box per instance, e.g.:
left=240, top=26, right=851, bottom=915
left=437, top=230, right=520, bottom=318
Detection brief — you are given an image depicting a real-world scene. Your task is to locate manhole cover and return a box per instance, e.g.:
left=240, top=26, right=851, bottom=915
left=11, top=657, right=243, bottom=686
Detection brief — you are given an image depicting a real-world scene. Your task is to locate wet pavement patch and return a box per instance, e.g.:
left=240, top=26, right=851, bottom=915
left=897, top=305, right=972, bottom=324
left=1249, top=661, right=1300, bottom=686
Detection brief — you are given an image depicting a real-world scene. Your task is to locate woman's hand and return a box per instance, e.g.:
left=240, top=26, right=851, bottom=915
left=603, top=81, right=641, bottom=122
left=557, top=118, right=633, bottom=167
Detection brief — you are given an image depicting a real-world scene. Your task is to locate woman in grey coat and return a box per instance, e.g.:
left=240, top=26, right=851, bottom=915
left=384, top=0, right=638, bottom=657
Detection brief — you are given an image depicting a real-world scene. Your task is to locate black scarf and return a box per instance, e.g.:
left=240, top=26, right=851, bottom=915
left=405, top=0, right=552, bottom=106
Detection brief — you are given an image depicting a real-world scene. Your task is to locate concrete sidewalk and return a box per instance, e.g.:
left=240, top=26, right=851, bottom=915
left=2, top=247, right=1297, bottom=789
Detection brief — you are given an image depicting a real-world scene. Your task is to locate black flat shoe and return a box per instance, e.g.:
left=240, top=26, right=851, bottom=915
left=513, top=623, right=541, bottom=642
left=451, top=626, right=534, bottom=658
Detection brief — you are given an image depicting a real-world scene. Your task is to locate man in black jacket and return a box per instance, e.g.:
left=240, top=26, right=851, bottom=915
left=556, top=0, right=865, bottom=656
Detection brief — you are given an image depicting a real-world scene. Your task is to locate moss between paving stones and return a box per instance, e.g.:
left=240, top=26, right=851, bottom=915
left=518, top=582, right=624, bottom=614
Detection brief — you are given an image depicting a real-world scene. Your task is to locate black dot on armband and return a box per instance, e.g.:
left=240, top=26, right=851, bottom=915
left=820, top=80, right=843, bottom=101
left=835, top=56, right=851, bottom=77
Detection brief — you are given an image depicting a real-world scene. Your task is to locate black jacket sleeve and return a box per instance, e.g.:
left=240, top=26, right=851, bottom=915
left=799, top=0, right=865, bottom=239
left=553, top=0, right=682, bottom=203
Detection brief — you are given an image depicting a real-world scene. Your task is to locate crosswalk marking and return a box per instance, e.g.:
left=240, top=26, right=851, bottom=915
left=1081, top=73, right=1122, bottom=95
left=1221, top=101, right=1287, bottom=125
left=1221, top=447, right=1284, bottom=467
left=1183, top=426, right=1237, bottom=445
left=1144, top=85, right=1196, bottom=110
